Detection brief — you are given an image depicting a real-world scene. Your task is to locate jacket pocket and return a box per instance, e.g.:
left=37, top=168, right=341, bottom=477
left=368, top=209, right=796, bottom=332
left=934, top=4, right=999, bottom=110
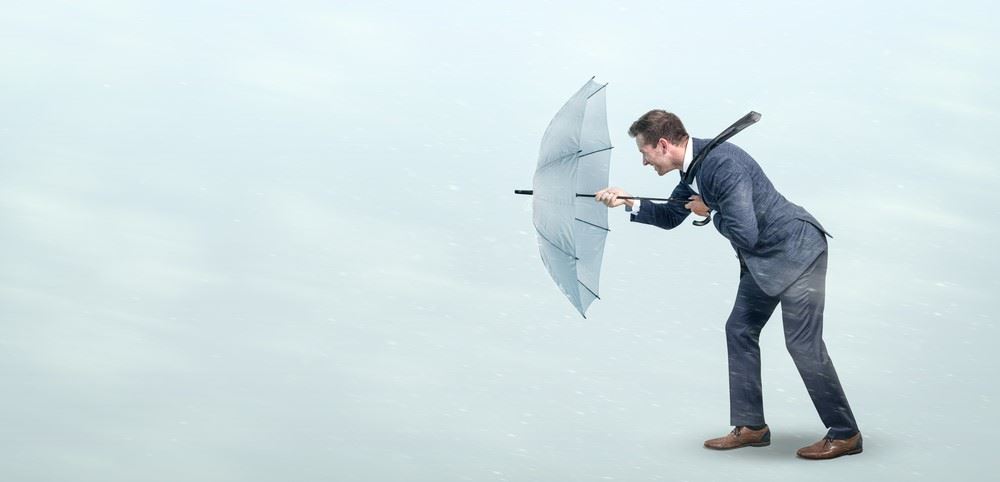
left=796, top=217, right=833, bottom=238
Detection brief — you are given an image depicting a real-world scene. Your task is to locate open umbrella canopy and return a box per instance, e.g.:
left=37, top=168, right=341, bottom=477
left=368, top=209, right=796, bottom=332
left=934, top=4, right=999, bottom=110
left=529, top=78, right=612, bottom=317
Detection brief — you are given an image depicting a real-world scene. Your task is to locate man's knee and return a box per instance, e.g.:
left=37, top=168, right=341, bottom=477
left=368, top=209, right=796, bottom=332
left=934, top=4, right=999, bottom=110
left=726, top=317, right=758, bottom=342
left=785, top=338, right=828, bottom=364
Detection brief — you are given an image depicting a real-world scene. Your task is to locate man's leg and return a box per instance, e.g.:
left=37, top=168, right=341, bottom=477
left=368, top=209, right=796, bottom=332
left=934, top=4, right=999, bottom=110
left=726, top=270, right=780, bottom=427
left=779, top=250, right=859, bottom=439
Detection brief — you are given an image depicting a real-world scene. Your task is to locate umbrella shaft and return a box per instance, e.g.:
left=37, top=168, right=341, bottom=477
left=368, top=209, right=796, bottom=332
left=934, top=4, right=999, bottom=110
left=514, top=189, right=685, bottom=203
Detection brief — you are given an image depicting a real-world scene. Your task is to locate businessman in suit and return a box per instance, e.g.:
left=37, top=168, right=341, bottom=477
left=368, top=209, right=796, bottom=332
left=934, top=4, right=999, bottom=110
left=595, top=110, right=861, bottom=460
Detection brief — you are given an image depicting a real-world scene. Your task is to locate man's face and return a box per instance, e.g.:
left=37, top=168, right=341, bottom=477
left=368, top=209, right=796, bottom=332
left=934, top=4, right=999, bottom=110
left=636, top=135, right=672, bottom=176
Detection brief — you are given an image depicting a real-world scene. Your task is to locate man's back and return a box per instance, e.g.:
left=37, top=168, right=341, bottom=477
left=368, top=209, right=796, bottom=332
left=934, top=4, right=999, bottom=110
left=695, top=138, right=831, bottom=296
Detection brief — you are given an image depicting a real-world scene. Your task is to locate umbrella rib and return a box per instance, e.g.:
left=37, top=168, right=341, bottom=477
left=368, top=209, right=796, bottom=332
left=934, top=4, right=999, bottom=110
left=535, top=146, right=610, bottom=174
left=534, top=227, right=579, bottom=261
left=578, top=146, right=613, bottom=158
left=536, top=149, right=582, bottom=171
left=586, top=82, right=608, bottom=99
left=574, top=217, right=609, bottom=232
left=578, top=280, right=600, bottom=300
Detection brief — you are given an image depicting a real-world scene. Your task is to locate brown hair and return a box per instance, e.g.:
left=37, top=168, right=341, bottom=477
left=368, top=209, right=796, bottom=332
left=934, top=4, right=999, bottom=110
left=628, top=110, right=688, bottom=146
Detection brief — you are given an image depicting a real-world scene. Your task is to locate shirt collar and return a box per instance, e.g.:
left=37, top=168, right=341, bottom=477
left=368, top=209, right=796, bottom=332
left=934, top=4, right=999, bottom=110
left=680, top=137, right=693, bottom=173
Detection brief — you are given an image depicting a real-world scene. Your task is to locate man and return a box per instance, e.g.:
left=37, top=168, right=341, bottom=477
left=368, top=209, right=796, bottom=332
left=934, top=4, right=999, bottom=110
left=595, top=110, right=861, bottom=460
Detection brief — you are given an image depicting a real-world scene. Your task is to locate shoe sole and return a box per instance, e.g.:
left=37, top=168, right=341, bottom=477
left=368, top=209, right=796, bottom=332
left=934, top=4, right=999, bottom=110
left=797, top=447, right=863, bottom=459
left=704, top=441, right=771, bottom=450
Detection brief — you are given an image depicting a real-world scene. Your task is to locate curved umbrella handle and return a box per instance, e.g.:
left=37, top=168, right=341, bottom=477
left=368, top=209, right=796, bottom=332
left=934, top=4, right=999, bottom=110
left=693, top=213, right=712, bottom=227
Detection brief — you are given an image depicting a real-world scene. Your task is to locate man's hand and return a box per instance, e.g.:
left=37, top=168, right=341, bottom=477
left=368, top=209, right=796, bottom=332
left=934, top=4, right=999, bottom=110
left=594, top=187, right=633, bottom=209
left=685, top=195, right=710, bottom=216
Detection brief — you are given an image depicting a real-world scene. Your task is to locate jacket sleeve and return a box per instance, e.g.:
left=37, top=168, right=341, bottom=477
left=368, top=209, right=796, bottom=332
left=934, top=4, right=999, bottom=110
left=629, top=181, right=696, bottom=230
left=705, top=158, right=759, bottom=251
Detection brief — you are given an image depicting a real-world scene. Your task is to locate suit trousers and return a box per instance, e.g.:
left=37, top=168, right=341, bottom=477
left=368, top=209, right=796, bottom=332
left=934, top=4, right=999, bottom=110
left=725, top=247, right=860, bottom=439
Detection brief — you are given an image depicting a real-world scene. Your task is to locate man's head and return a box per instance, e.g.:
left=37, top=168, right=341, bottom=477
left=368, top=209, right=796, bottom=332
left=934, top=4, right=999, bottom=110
left=628, top=110, right=688, bottom=176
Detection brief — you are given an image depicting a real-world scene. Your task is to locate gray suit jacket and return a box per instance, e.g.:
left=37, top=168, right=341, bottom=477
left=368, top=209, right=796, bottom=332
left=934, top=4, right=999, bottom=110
left=631, top=137, right=831, bottom=296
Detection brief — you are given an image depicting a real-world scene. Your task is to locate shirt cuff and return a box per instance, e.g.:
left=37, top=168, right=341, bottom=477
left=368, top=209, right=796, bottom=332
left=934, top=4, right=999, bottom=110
left=626, top=199, right=641, bottom=215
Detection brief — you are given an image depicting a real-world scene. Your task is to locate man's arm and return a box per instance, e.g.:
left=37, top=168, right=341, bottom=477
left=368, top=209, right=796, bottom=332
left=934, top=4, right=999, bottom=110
left=705, top=158, right=759, bottom=251
left=630, top=182, right=697, bottom=230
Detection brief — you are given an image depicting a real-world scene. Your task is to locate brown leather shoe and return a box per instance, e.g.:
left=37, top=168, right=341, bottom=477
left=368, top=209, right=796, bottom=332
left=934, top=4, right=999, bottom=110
left=704, top=425, right=771, bottom=450
left=796, top=432, right=863, bottom=459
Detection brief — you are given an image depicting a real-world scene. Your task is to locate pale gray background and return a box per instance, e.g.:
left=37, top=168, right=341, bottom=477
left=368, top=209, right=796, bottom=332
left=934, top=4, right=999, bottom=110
left=2, top=0, right=998, bottom=480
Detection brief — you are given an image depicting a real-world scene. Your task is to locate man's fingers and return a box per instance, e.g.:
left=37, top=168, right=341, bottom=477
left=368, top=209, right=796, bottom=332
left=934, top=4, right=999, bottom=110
left=593, top=188, right=629, bottom=207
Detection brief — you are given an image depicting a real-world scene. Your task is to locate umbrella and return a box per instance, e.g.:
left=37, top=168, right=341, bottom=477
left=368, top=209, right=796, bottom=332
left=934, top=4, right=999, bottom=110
left=515, top=78, right=613, bottom=317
